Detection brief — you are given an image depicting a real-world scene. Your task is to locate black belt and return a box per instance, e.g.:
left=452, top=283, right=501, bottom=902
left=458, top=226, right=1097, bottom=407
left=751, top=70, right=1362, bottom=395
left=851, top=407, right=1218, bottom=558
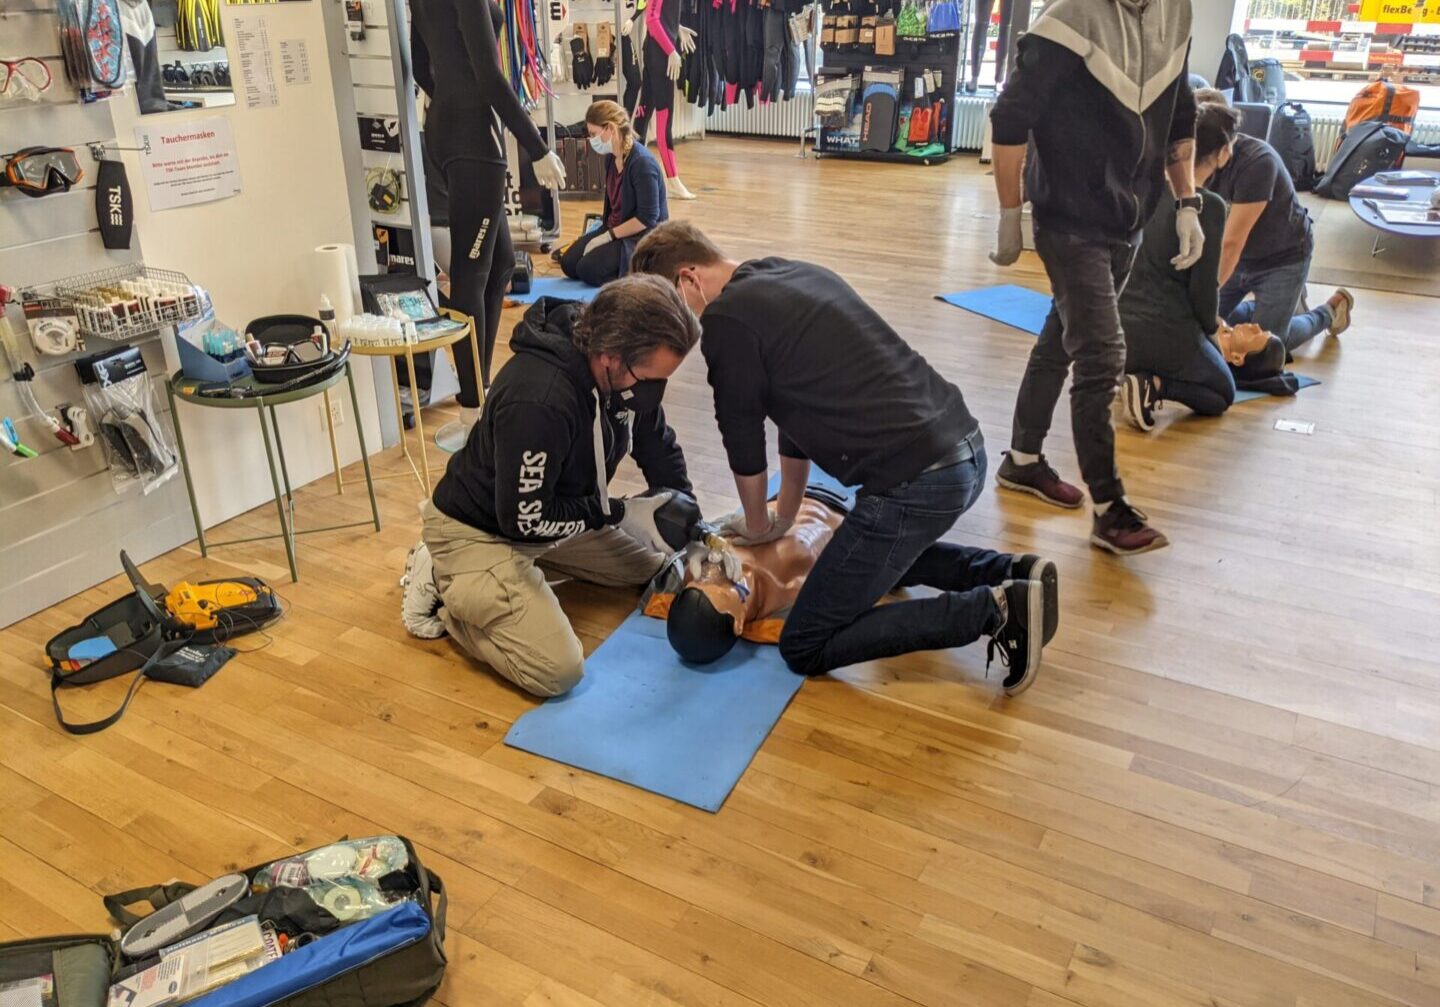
left=921, top=430, right=981, bottom=474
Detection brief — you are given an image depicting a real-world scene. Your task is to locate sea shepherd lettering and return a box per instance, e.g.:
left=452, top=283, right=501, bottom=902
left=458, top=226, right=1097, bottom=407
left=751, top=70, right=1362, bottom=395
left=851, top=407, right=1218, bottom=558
left=515, top=450, right=586, bottom=539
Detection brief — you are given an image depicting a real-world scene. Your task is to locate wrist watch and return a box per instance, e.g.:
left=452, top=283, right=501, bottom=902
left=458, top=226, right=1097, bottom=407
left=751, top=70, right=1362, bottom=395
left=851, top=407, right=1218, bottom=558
left=1176, top=194, right=1203, bottom=213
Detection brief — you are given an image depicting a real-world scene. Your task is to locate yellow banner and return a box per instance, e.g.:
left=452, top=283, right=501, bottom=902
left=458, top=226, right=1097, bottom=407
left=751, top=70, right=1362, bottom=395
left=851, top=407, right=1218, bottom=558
left=1358, top=0, right=1440, bottom=24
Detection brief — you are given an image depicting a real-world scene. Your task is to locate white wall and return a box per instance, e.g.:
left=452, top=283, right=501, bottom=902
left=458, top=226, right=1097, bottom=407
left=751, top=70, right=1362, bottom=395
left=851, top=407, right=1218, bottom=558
left=1191, top=0, right=1245, bottom=88
left=108, top=0, right=385, bottom=531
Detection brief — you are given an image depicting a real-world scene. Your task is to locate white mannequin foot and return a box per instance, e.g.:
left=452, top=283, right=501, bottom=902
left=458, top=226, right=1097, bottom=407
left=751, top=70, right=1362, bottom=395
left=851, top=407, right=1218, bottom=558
left=667, top=176, right=697, bottom=201
left=435, top=405, right=482, bottom=454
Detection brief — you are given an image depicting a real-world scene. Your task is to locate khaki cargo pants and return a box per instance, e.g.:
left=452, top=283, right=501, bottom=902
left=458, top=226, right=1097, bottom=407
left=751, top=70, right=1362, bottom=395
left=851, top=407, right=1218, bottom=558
left=421, top=501, right=666, bottom=697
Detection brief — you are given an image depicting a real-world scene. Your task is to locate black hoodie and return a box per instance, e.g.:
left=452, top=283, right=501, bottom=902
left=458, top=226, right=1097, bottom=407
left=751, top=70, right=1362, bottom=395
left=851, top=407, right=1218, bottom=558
left=432, top=298, right=691, bottom=542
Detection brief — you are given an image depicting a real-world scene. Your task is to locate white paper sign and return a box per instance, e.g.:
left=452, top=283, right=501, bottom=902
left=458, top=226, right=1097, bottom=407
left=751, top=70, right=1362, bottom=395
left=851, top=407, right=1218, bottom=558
left=233, top=14, right=278, bottom=108
left=280, top=38, right=311, bottom=85
left=133, top=116, right=242, bottom=212
left=1274, top=418, right=1315, bottom=435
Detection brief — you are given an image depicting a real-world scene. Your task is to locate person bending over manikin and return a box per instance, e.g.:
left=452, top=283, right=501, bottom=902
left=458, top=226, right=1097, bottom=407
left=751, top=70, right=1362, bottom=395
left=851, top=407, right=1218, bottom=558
left=641, top=486, right=1051, bottom=696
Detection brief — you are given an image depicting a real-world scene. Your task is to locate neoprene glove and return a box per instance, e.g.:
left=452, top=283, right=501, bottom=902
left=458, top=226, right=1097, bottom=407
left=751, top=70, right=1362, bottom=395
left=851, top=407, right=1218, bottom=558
left=570, top=36, right=594, bottom=89
left=1171, top=205, right=1205, bottom=270
left=666, top=49, right=683, bottom=81
left=618, top=490, right=677, bottom=554
left=533, top=150, right=566, bottom=189
left=989, top=206, right=1023, bottom=266
left=594, top=53, right=614, bottom=85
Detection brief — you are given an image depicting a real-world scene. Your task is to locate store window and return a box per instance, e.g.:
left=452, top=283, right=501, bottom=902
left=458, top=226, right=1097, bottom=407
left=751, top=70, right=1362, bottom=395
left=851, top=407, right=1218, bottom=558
left=1241, top=0, right=1440, bottom=108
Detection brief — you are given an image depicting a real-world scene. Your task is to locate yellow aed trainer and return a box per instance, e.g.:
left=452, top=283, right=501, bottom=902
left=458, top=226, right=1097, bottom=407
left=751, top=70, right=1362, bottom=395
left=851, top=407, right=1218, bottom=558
left=164, top=579, right=273, bottom=631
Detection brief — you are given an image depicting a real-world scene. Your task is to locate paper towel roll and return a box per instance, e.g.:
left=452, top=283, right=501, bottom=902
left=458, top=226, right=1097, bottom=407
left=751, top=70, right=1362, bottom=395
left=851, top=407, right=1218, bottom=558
left=313, top=243, right=360, bottom=325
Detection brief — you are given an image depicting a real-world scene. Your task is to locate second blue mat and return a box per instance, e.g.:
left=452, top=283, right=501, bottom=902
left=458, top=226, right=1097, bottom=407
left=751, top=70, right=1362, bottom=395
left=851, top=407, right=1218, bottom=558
left=936, top=284, right=1052, bottom=336
left=1233, top=374, right=1321, bottom=403
left=507, top=275, right=601, bottom=305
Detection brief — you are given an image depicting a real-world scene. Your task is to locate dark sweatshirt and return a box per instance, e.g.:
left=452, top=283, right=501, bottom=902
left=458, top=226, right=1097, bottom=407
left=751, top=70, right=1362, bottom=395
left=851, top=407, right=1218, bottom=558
left=432, top=298, right=690, bottom=542
left=1120, top=189, right=1227, bottom=375
left=990, top=35, right=1196, bottom=242
left=700, top=258, right=978, bottom=496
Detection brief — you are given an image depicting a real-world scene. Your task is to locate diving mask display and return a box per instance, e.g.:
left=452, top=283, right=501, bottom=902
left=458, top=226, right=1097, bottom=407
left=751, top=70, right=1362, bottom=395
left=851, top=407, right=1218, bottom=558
left=0, top=58, right=53, bottom=101
left=3, top=147, right=84, bottom=197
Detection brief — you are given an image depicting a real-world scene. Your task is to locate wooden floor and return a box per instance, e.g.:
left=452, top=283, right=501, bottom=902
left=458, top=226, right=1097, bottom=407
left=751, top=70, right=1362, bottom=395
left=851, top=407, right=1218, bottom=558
left=4, top=136, right=1440, bottom=1007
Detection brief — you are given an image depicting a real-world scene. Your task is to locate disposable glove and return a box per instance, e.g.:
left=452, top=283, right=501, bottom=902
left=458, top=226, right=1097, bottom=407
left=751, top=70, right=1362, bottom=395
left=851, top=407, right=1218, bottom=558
left=584, top=229, right=613, bottom=253
left=532, top=150, right=566, bottom=189
left=718, top=507, right=793, bottom=546
left=1171, top=205, right=1205, bottom=269
left=988, top=206, right=1023, bottom=266
left=617, top=490, right=676, bottom=554
left=685, top=538, right=743, bottom=583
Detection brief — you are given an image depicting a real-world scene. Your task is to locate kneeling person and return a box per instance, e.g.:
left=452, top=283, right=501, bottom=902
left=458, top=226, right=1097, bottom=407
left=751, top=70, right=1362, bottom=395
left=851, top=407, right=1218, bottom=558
left=407, top=275, right=701, bottom=697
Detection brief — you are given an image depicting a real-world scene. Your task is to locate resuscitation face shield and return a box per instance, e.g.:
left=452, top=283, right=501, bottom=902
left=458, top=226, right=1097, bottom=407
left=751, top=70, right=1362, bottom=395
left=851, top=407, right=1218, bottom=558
left=1, top=58, right=53, bottom=101
left=4, top=147, right=84, bottom=197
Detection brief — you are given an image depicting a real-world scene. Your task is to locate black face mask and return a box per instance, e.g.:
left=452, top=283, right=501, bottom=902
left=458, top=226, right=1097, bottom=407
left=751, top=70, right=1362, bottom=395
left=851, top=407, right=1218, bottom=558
left=605, top=361, right=667, bottom=414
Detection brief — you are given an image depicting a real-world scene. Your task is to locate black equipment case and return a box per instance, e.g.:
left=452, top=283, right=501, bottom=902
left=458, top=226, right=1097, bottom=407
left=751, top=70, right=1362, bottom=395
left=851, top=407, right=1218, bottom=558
left=0, top=837, right=446, bottom=1007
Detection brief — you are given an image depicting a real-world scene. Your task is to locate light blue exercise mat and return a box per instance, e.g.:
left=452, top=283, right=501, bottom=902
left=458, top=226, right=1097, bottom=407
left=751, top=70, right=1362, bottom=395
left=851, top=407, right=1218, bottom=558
left=936, top=284, right=1052, bottom=336
left=503, top=612, right=803, bottom=812
left=506, top=275, right=601, bottom=305
left=1233, top=374, right=1321, bottom=403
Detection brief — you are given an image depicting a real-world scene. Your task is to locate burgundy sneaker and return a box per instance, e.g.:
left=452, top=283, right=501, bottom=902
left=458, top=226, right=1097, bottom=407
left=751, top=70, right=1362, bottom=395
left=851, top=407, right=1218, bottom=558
left=996, top=452, right=1085, bottom=509
left=1091, top=500, right=1169, bottom=556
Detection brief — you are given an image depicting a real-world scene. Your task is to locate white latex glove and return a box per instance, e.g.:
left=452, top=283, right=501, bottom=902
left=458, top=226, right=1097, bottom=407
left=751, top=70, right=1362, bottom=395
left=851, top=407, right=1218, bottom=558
left=584, top=230, right=613, bottom=254
left=1171, top=205, right=1205, bottom=270
left=679, top=25, right=697, bottom=54
left=666, top=49, right=682, bottom=81
left=685, top=540, right=743, bottom=583
left=989, top=206, right=1023, bottom=266
left=617, top=491, right=675, bottom=554
left=532, top=150, right=566, bottom=190
left=718, top=507, right=793, bottom=546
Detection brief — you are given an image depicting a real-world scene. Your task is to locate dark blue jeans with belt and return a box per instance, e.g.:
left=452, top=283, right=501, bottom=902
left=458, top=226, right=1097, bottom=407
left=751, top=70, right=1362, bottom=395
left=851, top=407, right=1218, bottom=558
left=779, top=430, right=1013, bottom=677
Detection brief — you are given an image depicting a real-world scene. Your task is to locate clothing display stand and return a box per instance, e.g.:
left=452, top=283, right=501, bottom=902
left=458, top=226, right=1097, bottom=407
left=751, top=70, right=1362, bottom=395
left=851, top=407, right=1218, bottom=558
left=798, top=4, right=823, bottom=158
left=507, top=0, right=564, bottom=250
left=814, top=13, right=963, bottom=165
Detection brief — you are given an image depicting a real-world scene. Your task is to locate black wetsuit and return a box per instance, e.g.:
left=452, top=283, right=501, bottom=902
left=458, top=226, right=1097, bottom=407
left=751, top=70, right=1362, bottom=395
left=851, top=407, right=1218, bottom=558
left=411, top=0, right=549, bottom=395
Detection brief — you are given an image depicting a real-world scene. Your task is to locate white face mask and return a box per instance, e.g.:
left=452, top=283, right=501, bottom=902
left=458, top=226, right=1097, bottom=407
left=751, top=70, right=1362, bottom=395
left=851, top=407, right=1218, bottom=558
left=589, top=134, right=612, bottom=155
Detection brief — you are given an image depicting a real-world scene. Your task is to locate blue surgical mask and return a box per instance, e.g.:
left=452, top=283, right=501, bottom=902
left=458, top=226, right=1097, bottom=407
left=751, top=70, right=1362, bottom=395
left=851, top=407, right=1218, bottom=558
left=589, top=135, right=612, bottom=155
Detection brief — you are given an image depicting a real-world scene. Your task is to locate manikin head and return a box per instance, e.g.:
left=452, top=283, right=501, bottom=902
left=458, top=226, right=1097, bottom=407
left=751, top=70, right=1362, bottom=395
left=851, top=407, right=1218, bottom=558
left=630, top=221, right=734, bottom=317
left=585, top=99, right=634, bottom=158
left=572, top=274, right=700, bottom=409
left=1193, top=102, right=1240, bottom=187
left=667, top=586, right=741, bottom=664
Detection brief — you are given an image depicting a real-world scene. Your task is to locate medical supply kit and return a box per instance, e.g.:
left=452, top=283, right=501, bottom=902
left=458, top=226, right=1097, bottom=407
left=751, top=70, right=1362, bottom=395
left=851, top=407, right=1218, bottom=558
left=45, top=550, right=281, bottom=734
left=0, top=836, right=447, bottom=1007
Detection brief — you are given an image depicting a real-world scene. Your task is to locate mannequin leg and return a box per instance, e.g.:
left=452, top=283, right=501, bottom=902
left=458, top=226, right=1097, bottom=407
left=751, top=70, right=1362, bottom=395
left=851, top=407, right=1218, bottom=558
left=444, top=158, right=509, bottom=403
left=969, top=0, right=997, bottom=89
left=996, top=0, right=1031, bottom=87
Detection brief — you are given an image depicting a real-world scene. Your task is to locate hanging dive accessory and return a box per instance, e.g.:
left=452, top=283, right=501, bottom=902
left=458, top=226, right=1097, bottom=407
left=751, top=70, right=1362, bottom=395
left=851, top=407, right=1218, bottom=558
left=95, top=158, right=134, bottom=250
left=366, top=166, right=402, bottom=214
left=2, top=146, right=84, bottom=197
left=0, top=57, right=53, bottom=102
left=0, top=285, right=86, bottom=448
left=83, top=0, right=127, bottom=87
left=1, top=418, right=37, bottom=458
left=176, top=0, right=221, bottom=52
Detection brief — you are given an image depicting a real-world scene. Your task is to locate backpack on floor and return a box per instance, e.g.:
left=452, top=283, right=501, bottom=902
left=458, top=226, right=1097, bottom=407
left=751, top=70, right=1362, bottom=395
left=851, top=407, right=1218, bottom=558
left=1314, top=120, right=1409, bottom=200
left=1342, top=80, right=1420, bottom=139
left=1267, top=101, right=1318, bottom=192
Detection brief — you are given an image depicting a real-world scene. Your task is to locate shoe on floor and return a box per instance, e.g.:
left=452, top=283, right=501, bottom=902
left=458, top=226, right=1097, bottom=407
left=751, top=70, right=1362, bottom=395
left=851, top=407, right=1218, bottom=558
left=987, top=579, right=1047, bottom=696
left=1121, top=373, right=1159, bottom=433
left=1090, top=500, right=1169, bottom=556
left=1010, top=554, right=1058, bottom=645
left=1327, top=288, right=1354, bottom=336
left=995, top=452, right=1085, bottom=509
left=401, top=541, right=447, bottom=639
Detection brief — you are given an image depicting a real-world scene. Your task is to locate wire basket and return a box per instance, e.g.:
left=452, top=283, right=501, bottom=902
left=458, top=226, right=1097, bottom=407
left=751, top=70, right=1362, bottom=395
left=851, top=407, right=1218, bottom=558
left=54, top=264, right=204, bottom=341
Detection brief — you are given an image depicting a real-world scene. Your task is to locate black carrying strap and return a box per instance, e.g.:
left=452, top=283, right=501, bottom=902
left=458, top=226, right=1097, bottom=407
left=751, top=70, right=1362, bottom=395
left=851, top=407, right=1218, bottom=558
left=51, top=636, right=188, bottom=736
left=427, top=870, right=447, bottom=942
left=104, top=880, right=198, bottom=928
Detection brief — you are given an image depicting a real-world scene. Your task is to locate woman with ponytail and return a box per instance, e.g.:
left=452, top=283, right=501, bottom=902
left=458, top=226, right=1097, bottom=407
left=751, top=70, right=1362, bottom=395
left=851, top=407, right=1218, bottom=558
left=562, top=100, right=670, bottom=286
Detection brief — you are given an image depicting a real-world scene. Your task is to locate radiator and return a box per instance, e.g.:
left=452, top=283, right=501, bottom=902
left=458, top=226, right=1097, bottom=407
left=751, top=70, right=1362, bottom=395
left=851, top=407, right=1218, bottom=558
left=704, top=94, right=816, bottom=138
left=952, top=96, right=993, bottom=151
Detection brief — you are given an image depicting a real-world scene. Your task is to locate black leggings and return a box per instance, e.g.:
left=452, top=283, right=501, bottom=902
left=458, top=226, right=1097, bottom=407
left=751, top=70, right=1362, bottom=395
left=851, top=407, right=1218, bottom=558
left=444, top=158, right=512, bottom=402
left=560, top=229, right=626, bottom=286
left=633, top=39, right=678, bottom=177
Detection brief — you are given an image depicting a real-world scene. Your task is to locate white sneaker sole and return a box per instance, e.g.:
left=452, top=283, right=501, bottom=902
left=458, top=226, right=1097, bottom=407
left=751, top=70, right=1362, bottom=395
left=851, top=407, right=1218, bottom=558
left=1121, top=375, right=1154, bottom=432
left=1089, top=531, right=1170, bottom=556
left=995, top=474, right=1085, bottom=510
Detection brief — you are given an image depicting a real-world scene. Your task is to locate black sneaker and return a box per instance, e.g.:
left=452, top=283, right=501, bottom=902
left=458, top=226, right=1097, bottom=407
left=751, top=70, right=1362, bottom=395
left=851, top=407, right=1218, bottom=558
left=1009, top=554, right=1058, bottom=645
left=986, top=579, right=1046, bottom=696
left=1121, top=373, right=1159, bottom=432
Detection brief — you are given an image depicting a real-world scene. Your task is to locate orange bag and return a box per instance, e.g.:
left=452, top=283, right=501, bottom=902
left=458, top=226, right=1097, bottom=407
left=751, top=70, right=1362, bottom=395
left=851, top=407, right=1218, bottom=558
left=1343, top=80, right=1420, bottom=138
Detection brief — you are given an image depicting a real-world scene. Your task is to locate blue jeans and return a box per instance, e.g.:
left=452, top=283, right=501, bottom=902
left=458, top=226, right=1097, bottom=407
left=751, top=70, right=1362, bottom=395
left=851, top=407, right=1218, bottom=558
left=779, top=433, right=1014, bottom=676
left=1156, top=339, right=1235, bottom=417
left=1220, top=252, right=1333, bottom=352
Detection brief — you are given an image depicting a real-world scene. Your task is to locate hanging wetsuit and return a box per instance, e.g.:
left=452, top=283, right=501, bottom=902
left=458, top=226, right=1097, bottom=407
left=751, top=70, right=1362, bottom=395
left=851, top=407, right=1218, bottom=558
left=411, top=0, right=549, bottom=395
left=634, top=0, right=682, bottom=179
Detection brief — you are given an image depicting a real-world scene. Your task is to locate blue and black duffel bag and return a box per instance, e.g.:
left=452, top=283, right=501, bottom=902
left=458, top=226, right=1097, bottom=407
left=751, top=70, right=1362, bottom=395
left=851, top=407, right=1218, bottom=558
left=0, top=836, right=446, bottom=1007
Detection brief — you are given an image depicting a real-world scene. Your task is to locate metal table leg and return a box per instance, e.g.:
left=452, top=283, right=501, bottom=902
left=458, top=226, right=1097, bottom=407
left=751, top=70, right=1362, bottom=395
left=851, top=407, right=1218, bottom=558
left=323, top=389, right=344, bottom=495
left=345, top=362, right=382, bottom=532
left=404, top=343, right=430, bottom=495
left=258, top=405, right=299, bottom=582
left=268, top=404, right=296, bottom=514
left=166, top=379, right=208, bottom=557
